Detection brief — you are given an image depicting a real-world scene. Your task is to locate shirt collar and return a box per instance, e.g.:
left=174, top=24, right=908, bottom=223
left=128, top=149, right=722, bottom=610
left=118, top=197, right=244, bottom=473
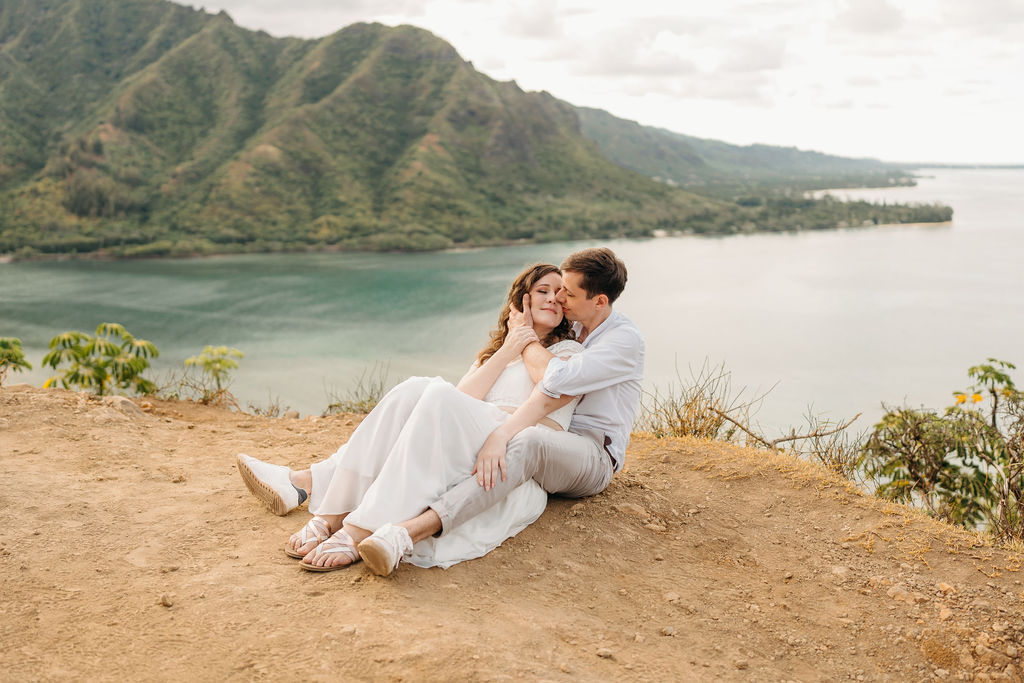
left=575, top=309, right=619, bottom=347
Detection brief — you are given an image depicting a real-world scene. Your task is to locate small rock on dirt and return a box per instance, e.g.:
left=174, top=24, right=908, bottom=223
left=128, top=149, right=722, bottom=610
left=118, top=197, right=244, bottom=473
left=661, top=626, right=676, bottom=636
left=613, top=503, right=648, bottom=517
left=596, top=648, right=614, bottom=659
left=284, top=410, right=299, bottom=419
left=159, top=594, right=173, bottom=607
left=104, top=396, right=145, bottom=417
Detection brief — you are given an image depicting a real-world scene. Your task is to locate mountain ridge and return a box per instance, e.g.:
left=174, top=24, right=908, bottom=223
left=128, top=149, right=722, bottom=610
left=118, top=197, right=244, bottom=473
left=0, top=0, right=947, bottom=258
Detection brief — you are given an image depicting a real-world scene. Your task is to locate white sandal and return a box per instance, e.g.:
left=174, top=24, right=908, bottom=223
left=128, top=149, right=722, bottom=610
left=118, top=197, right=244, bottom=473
left=300, top=530, right=361, bottom=572
left=284, top=516, right=331, bottom=559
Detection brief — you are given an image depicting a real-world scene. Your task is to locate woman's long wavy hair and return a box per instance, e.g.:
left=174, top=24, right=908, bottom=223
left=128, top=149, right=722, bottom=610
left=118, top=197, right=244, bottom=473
left=476, top=263, right=574, bottom=366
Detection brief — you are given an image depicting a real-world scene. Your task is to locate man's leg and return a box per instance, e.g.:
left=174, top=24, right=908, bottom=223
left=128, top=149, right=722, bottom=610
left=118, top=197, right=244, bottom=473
left=430, top=427, right=613, bottom=536
left=354, top=429, right=613, bottom=577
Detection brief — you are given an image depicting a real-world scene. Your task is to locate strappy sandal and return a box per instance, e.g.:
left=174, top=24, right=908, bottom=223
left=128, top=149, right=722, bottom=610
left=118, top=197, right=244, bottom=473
left=300, top=529, right=361, bottom=572
left=284, top=516, right=331, bottom=559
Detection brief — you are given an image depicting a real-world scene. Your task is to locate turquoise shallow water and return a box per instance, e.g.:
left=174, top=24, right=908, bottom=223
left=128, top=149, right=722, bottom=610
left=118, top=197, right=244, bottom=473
left=2, top=168, right=1022, bottom=435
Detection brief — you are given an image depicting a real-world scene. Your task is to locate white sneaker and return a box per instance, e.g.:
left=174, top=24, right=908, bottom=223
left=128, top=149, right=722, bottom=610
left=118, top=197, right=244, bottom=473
left=236, top=453, right=304, bottom=516
left=357, top=523, right=414, bottom=577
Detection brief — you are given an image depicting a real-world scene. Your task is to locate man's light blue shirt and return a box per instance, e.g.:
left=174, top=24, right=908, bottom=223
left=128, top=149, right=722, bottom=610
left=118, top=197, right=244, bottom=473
left=539, top=309, right=645, bottom=471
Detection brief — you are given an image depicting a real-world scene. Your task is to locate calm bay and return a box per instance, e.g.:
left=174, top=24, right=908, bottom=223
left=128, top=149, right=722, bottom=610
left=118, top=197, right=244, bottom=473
left=2, top=168, right=1022, bottom=435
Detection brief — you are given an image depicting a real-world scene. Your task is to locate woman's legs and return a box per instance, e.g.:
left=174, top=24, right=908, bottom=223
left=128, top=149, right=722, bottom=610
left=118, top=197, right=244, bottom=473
left=284, top=376, right=438, bottom=557
left=303, top=383, right=505, bottom=568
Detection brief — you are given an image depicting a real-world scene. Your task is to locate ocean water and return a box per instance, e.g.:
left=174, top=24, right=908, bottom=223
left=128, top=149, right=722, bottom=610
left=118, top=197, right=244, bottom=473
left=2, top=168, right=1022, bottom=435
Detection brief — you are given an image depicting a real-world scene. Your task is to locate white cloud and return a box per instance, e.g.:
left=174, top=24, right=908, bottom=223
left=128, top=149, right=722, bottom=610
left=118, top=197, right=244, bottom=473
left=197, top=0, right=1024, bottom=163
left=834, top=0, right=904, bottom=34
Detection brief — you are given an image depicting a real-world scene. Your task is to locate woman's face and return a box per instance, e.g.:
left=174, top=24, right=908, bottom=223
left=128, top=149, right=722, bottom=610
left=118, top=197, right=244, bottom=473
left=528, top=272, right=564, bottom=331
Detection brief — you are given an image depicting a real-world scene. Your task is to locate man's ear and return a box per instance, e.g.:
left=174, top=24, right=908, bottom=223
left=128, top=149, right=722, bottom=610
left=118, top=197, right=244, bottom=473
left=595, top=293, right=609, bottom=308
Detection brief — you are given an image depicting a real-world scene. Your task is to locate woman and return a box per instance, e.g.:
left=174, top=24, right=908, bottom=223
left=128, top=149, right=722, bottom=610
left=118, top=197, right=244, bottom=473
left=288, top=263, right=582, bottom=572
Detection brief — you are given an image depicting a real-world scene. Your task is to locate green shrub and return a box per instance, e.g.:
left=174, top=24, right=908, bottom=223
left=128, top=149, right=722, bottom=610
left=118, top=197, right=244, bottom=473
left=0, top=337, right=32, bottom=386
left=184, top=345, right=244, bottom=405
left=42, top=323, right=158, bottom=395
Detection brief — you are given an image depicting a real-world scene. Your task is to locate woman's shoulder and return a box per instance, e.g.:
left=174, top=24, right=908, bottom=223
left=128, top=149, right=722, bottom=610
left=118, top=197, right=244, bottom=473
left=546, top=339, right=584, bottom=355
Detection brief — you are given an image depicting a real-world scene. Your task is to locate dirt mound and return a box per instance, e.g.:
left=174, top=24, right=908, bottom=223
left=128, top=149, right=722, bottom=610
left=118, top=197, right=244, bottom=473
left=2, top=384, right=1022, bottom=681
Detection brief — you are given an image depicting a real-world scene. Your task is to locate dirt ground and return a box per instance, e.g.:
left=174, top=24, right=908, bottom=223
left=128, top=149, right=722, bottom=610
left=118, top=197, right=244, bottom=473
left=1, top=383, right=1023, bottom=682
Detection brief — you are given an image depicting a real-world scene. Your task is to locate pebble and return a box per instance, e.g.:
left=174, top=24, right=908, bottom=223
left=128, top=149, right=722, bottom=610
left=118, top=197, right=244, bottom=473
left=664, top=592, right=680, bottom=603
left=569, top=503, right=586, bottom=517
left=340, top=625, right=357, bottom=636
left=159, top=593, right=173, bottom=607
left=596, top=648, right=614, bottom=659
left=661, top=626, right=676, bottom=637
left=634, top=633, right=645, bottom=643
left=654, top=554, right=664, bottom=561
left=644, top=523, right=668, bottom=532
left=936, top=582, right=955, bottom=595
left=284, top=410, right=300, bottom=419
left=784, top=572, right=793, bottom=581
left=734, top=660, right=749, bottom=670
left=613, top=503, right=648, bottom=517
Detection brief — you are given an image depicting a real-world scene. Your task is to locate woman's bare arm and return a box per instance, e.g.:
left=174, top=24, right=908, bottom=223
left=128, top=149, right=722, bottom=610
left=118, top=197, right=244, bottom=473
left=456, top=325, right=538, bottom=400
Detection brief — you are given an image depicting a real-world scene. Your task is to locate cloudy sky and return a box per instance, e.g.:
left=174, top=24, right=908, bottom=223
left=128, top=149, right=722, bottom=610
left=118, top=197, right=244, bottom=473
left=202, top=0, right=1023, bottom=164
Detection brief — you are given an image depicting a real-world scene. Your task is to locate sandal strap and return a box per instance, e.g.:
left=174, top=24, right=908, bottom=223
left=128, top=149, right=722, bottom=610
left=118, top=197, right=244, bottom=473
left=310, top=531, right=360, bottom=563
left=299, top=516, right=331, bottom=545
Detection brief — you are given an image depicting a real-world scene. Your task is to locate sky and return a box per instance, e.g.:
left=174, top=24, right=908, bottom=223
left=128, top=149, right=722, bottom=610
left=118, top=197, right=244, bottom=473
left=200, top=0, right=1024, bottom=164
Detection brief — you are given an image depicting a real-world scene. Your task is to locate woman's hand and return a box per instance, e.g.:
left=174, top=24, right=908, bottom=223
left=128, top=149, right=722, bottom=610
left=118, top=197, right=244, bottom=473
left=508, top=294, right=533, bottom=329
left=498, top=324, right=539, bottom=357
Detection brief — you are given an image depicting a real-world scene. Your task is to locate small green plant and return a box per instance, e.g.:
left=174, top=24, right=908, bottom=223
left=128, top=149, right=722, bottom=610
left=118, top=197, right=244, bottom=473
left=861, top=406, right=994, bottom=527
left=42, top=323, right=158, bottom=395
left=0, top=337, right=32, bottom=386
left=324, top=362, right=391, bottom=416
left=862, top=358, right=1024, bottom=540
left=184, top=346, right=244, bottom=405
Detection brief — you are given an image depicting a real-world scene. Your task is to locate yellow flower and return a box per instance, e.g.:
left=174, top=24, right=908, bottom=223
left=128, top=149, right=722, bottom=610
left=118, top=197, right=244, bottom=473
left=954, top=394, right=966, bottom=404
left=971, top=393, right=983, bottom=403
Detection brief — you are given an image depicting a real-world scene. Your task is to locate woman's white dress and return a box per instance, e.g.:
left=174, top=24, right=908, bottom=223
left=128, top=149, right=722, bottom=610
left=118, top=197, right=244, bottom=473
left=310, top=340, right=582, bottom=568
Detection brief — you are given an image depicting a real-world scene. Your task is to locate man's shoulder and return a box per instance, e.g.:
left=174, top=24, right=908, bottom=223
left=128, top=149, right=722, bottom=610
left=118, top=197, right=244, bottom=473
left=606, top=311, right=645, bottom=344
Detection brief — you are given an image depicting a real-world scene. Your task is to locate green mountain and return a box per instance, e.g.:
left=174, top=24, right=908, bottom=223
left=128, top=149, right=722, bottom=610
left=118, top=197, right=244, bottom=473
left=575, top=107, right=910, bottom=195
left=0, top=0, right=948, bottom=259
left=0, top=0, right=728, bottom=256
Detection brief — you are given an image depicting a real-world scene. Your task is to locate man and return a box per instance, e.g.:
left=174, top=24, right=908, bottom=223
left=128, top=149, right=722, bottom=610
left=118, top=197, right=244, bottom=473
left=238, top=247, right=644, bottom=575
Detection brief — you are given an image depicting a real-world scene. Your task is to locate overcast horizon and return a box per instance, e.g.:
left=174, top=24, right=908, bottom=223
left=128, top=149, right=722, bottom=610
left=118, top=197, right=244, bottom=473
left=196, top=0, right=1024, bottom=166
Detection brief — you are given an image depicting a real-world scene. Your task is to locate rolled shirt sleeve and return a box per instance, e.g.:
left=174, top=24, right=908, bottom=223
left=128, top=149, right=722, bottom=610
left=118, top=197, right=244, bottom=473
left=540, top=326, right=644, bottom=398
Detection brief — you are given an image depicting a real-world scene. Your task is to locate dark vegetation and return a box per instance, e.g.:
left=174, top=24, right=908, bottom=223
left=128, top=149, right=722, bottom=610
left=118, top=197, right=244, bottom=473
left=0, top=0, right=951, bottom=259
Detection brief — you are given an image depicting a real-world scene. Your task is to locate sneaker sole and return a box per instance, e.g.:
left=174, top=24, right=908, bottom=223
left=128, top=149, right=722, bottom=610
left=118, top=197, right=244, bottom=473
left=236, top=455, right=290, bottom=516
left=357, top=537, right=396, bottom=577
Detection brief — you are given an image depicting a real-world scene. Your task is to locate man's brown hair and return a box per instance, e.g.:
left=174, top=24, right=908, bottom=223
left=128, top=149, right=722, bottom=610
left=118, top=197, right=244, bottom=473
left=561, top=247, right=627, bottom=303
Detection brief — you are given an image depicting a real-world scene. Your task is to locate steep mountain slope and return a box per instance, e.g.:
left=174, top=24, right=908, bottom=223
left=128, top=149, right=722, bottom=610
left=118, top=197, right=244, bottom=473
left=0, top=0, right=721, bottom=256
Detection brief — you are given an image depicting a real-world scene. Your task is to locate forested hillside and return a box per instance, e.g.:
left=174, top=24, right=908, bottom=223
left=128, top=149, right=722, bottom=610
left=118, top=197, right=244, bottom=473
left=576, top=106, right=912, bottom=196
left=0, top=0, right=949, bottom=259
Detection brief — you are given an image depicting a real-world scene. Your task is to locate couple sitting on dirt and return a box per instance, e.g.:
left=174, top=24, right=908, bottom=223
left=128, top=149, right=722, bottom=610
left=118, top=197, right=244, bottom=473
left=237, top=247, right=645, bottom=576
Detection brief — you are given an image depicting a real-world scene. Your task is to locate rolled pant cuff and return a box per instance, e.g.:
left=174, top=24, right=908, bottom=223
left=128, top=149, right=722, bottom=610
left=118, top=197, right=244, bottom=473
left=428, top=501, right=454, bottom=537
